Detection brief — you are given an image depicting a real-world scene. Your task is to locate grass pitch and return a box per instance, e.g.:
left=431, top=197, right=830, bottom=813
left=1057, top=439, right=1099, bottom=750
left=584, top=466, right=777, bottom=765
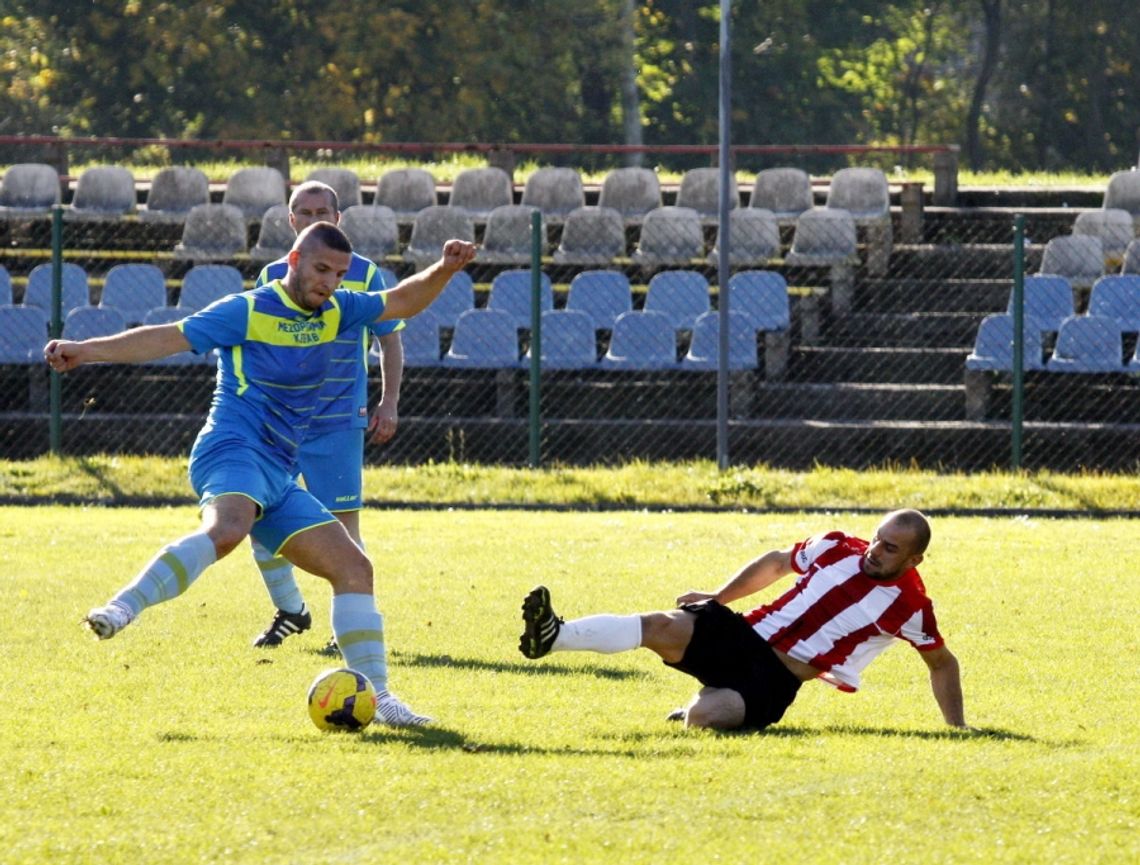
left=2, top=506, right=1137, bottom=864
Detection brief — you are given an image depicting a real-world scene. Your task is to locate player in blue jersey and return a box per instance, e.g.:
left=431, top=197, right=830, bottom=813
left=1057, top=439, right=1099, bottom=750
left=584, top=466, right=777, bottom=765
left=45, top=223, right=477, bottom=727
left=247, top=181, right=406, bottom=652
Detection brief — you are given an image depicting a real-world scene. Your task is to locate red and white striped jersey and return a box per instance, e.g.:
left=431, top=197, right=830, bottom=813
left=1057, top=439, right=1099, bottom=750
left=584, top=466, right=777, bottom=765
left=743, top=531, right=944, bottom=692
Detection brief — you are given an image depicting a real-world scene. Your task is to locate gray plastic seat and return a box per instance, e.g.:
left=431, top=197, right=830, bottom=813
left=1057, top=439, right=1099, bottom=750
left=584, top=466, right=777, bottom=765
left=173, top=203, right=248, bottom=261
left=631, top=206, right=705, bottom=269
left=0, top=306, right=48, bottom=362
left=305, top=168, right=362, bottom=209
left=64, top=166, right=137, bottom=221
left=1123, top=239, right=1140, bottom=275
left=749, top=168, right=813, bottom=224
left=0, top=163, right=61, bottom=217
left=676, top=167, right=738, bottom=223
left=552, top=206, right=626, bottom=266
left=601, top=310, right=678, bottom=369
left=1103, top=170, right=1140, bottom=226
left=784, top=209, right=858, bottom=266
left=24, top=263, right=90, bottom=315
left=1045, top=314, right=1125, bottom=373
left=140, top=167, right=210, bottom=224
left=222, top=166, right=287, bottom=220
left=479, top=204, right=541, bottom=264
left=249, top=204, right=295, bottom=263
left=1039, top=235, right=1105, bottom=289
left=681, top=311, right=759, bottom=371
left=598, top=167, right=661, bottom=223
left=1073, top=209, right=1134, bottom=266
left=449, top=167, right=513, bottom=220
left=521, top=168, right=585, bottom=226
left=707, top=208, right=780, bottom=267
left=375, top=168, right=438, bottom=222
left=404, top=205, right=475, bottom=268
left=965, top=314, right=1045, bottom=371
left=339, top=205, right=399, bottom=262
left=178, top=264, right=244, bottom=311
left=100, top=264, right=168, bottom=326
left=825, top=168, right=890, bottom=222
left=565, top=270, right=632, bottom=332
left=643, top=270, right=711, bottom=331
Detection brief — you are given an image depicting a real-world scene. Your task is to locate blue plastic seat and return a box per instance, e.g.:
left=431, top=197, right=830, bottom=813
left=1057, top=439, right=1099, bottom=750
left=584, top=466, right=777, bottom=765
left=0, top=266, right=11, bottom=306
left=487, top=269, right=554, bottom=330
left=725, top=270, right=790, bottom=332
left=565, top=270, right=632, bottom=332
left=63, top=306, right=127, bottom=340
left=1088, top=274, right=1140, bottom=332
left=394, top=310, right=442, bottom=367
left=377, top=267, right=399, bottom=290
left=643, top=270, right=710, bottom=331
left=430, top=271, right=475, bottom=327
left=443, top=309, right=521, bottom=368
left=24, top=263, right=89, bottom=315
left=528, top=310, right=597, bottom=370
left=0, top=305, right=48, bottom=362
left=1045, top=314, right=1124, bottom=373
left=1007, top=275, right=1075, bottom=335
left=601, top=310, right=677, bottom=370
left=965, top=314, right=1045, bottom=371
left=141, top=307, right=214, bottom=365
left=178, top=265, right=244, bottom=311
left=100, top=263, right=167, bottom=326
left=681, top=311, right=759, bottom=371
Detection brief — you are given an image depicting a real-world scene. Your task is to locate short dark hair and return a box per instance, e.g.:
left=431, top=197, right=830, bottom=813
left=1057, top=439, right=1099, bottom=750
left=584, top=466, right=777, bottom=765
left=885, top=508, right=932, bottom=555
left=289, top=180, right=339, bottom=214
left=294, top=221, right=352, bottom=255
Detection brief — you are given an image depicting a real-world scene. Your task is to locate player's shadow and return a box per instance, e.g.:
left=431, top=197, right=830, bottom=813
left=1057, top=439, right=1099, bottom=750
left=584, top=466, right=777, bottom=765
left=355, top=725, right=689, bottom=758
left=392, top=650, right=649, bottom=681
left=758, top=723, right=1043, bottom=743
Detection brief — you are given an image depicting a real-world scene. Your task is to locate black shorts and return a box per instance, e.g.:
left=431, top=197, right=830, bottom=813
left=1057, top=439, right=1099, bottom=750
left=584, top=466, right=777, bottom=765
left=665, top=599, right=802, bottom=730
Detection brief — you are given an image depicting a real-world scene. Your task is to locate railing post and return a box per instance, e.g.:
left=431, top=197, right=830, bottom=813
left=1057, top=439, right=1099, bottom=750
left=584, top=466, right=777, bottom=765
left=932, top=149, right=959, bottom=206
left=49, top=205, right=64, bottom=455
left=1011, top=215, right=1025, bottom=470
left=900, top=181, right=924, bottom=243
left=528, top=210, right=543, bottom=467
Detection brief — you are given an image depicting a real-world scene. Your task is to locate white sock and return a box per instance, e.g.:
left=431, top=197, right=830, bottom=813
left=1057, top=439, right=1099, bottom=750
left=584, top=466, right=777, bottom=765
left=551, top=614, right=642, bottom=654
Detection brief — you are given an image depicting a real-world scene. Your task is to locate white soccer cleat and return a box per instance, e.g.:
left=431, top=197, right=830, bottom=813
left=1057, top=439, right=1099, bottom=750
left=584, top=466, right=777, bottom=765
left=374, top=691, right=432, bottom=727
left=84, top=602, right=135, bottom=640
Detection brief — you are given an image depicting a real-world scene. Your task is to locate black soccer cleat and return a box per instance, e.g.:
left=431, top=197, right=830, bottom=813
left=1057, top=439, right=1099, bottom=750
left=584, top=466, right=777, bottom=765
left=519, top=585, right=563, bottom=659
left=251, top=604, right=312, bottom=648
left=316, top=635, right=340, bottom=657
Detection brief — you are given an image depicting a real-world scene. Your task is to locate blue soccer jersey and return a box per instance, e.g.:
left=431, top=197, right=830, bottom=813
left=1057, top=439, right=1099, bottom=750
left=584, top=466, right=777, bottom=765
left=255, top=252, right=403, bottom=434
left=179, top=281, right=388, bottom=469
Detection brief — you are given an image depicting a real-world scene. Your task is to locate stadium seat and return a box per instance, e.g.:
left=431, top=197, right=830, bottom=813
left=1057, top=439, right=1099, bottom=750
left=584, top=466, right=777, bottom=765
left=448, top=167, right=513, bottom=220
left=139, top=166, right=210, bottom=224
left=0, top=163, right=61, bottom=218
left=0, top=305, right=48, bottom=363
left=305, top=168, right=362, bottom=209
left=1122, top=239, right=1140, bottom=275
left=520, top=167, right=585, bottom=225
left=598, top=167, right=662, bottom=223
left=565, top=270, right=632, bottom=332
left=826, top=167, right=892, bottom=274
left=487, top=269, right=554, bottom=330
left=552, top=206, right=626, bottom=266
left=1006, top=274, right=1075, bottom=335
left=525, top=309, right=598, bottom=369
left=0, top=266, right=12, bottom=306
left=443, top=308, right=522, bottom=368
left=630, top=206, right=705, bottom=269
left=100, top=263, right=168, bottom=326
left=173, top=203, right=248, bottom=261
left=404, top=205, right=475, bottom=269
left=1102, top=169, right=1140, bottom=227
left=178, top=264, right=243, bottom=311
left=1039, top=235, right=1104, bottom=289
left=1045, top=314, right=1125, bottom=372
left=378, top=266, right=398, bottom=289
left=681, top=310, right=759, bottom=371
left=676, top=167, right=738, bottom=223
left=479, top=204, right=541, bottom=264
left=375, top=168, right=437, bottom=222
left=63, top=166, right=136, bottom=221
left=63, top=306, right=127, bottom=340
left=748, top=167, right=813, bottom=224
left=141, top=307, right=215, bottom=365
left=430, top=271, right=476, bottom=327
left=706, top=208, right=780, bottom=267
left=725, top=270, right=791, bottom=333
left=222, top=166, right=287, bottom=221
left=965, top=313, right=1045, bottom=371
left=389, top=310, right=441, bottom=367
left=1073, top=208, right=1134, bottom=267
left=601, top=310, right=678, bottom=369
left=24, top=263, right=90, bottom=315
left=643, top=270, right=711, bottom=331
left=249, top=204, right=294, bottom=263
left=784, top=208, right=858, bottom=267
left=1088, top=275, right=1140, bottom=332
left=339, top=205, right=399, bottom=262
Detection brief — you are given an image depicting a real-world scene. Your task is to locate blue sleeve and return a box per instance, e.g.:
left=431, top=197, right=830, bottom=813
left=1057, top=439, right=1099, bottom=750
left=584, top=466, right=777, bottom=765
left=179, top=294, right=250, bottom=352
left=334, top=289, right=387, bottom=334
left=254, top=259, right=288, bottom=289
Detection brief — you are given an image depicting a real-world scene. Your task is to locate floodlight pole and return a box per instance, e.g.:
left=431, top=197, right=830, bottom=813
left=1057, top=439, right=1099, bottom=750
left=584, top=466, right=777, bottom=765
left=716, top=0, right=732, bottom=470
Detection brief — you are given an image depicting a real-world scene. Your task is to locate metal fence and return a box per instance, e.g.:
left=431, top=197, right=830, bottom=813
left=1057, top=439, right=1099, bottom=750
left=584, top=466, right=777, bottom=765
left=2, top=166, right=1138, bottom=472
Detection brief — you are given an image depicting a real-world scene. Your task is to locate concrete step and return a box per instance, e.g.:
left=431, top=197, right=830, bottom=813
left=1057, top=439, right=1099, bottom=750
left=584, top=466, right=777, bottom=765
left=823, top=311, right=985, bottom=348
left=788, top=345, right=968, bottom=384
left=852, top=279, right=1010, bottom=314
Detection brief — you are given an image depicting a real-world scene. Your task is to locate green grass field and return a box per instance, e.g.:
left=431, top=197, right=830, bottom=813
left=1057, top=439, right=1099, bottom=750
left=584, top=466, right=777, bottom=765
left=3, top=505, right=1137, bottom=864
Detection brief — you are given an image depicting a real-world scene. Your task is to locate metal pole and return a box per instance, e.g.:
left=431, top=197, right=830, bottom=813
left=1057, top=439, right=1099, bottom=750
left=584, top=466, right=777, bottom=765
left=1011, top=215, right=1025, bottom=470
left=49, top=205, right=64, bottom=455
left=528, top=210, right=543, bottom=467
left=716, top=0, right=732, bottom=470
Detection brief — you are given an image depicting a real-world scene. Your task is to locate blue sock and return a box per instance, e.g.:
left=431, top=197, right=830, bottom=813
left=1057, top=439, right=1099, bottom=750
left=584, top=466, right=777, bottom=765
left=330, top=593, right=388, bottom=694
left=251, top=538, right=305, bottom=614
left=111, top=532, right=217, bottom=618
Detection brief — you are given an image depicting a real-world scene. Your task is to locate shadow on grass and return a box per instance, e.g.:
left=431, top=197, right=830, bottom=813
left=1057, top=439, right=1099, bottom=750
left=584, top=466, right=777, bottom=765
left=388, top=650, right=649, bottom=681
left=753, top=723, right=1046, bottom=743
left=352, top=724, right=681, bottom=758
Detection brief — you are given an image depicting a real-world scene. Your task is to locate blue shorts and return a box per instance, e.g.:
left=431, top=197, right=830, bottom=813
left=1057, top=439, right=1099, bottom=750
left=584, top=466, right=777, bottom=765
left=297, top=427, right=365, bottom=512
left=189, top=438, right=337, bottom=555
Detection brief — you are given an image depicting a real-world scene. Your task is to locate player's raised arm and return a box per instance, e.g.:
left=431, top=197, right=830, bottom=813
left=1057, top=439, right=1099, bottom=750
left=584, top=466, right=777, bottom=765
left=378, top=239, right=477, bottom=322
left=676, top=546, right=795, bottom=607
left=45, top=323, right=193, bottom=373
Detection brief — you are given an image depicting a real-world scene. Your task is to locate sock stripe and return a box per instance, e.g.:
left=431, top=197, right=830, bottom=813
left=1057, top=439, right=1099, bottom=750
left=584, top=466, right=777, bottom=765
left=159, top=550, right=190, bottom=596
left=336, top=627, right=384, bottom=650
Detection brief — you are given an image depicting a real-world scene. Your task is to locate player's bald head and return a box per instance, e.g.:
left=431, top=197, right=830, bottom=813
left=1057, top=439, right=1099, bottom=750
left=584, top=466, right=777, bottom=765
left=881, top=509, right=931, bottom=555
left=293, top=221, right=352, bottom=256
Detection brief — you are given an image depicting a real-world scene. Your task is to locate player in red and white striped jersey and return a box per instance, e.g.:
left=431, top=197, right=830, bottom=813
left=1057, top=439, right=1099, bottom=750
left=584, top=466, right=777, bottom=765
left=518, top=509, right=972, bottom=732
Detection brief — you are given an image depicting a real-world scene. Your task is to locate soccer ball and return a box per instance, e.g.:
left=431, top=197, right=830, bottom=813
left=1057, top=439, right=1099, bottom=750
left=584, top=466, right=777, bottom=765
left=306, top=668, right=377, bottom=731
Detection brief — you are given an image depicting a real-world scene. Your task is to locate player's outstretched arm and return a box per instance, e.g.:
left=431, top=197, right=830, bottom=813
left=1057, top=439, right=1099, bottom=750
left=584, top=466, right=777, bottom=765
left=921, top=645, right=974, bottom=729
left=379, top=239, right=477, bottom=322
left=45, top=323, right=192, bottom=372
left=676, top=547, right=795, bottom=606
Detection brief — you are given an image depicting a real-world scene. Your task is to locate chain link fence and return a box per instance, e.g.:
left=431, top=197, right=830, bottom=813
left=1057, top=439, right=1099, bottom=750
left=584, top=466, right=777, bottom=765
left=2, top=163, right=1138, bottom=472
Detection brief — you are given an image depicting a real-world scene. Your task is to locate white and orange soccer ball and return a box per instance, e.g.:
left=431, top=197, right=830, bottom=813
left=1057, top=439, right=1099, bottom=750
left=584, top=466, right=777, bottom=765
left=306, top=668, right=377, bottom=731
